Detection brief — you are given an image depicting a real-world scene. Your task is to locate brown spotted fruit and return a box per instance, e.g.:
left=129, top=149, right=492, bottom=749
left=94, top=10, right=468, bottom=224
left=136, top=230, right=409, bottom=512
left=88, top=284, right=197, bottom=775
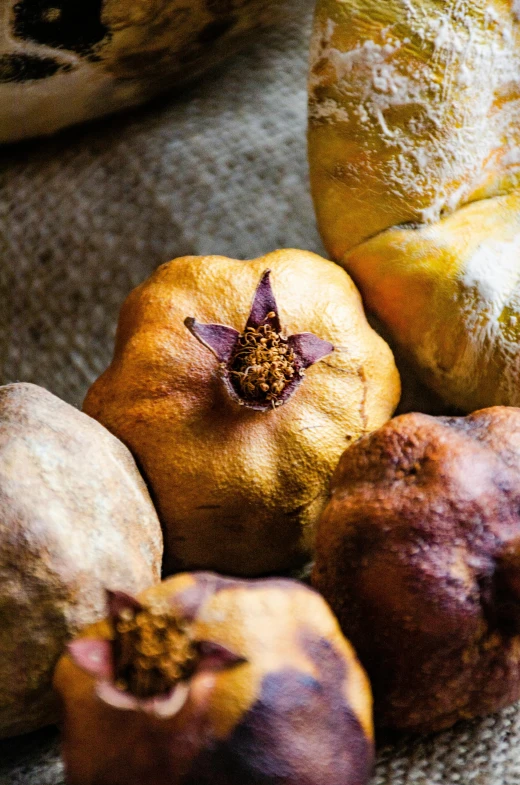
left=83, top=250, right=400, bottom=577
left=1, top=0, right=279, bottom=142
left=55, top=571, right=374, bottom=785
left=0, top=383, right=163, bottom=739
left=313, top=406, right=520, bottom=732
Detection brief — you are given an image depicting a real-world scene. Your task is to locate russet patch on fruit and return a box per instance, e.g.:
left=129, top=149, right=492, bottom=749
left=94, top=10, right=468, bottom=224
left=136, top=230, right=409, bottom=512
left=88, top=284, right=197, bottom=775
left=313, top=406, right=520, bottom=732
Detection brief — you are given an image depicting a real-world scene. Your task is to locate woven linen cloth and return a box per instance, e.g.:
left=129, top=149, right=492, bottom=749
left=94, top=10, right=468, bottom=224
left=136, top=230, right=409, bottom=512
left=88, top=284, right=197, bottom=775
left=1, top=0, right=520, bottom=782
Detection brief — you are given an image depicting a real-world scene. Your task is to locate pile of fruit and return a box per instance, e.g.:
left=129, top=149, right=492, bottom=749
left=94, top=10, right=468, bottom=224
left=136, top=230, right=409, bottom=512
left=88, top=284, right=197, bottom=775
left=4, top=1, right=520, bottom=784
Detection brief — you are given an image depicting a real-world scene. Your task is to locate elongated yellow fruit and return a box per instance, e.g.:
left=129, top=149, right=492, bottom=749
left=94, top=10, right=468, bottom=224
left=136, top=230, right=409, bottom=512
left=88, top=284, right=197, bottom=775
left=309, top=0, right=520, bottom=411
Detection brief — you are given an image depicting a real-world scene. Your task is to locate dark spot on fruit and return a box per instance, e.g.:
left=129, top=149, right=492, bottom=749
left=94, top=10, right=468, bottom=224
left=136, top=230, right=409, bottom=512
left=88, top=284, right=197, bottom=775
left=491, top=559, right=520, bottom=635
left=182, top=632, right=372, bottom=785
left=0, top=53, right=72, bottom=82
left=115, top=48, right=172, bottom=76
left=198, top=16, right=237, bottom=45
left=13, top=0, right=108, bottom=55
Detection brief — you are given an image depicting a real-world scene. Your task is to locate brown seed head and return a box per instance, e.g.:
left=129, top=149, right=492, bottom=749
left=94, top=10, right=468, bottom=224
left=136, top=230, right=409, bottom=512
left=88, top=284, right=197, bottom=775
left=112, top=605, right=197, bottom=699
left=230, top=321, right=298, bottom=404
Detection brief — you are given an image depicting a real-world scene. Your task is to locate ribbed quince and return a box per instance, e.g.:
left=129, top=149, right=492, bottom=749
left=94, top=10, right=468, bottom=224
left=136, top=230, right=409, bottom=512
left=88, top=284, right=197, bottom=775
left=309, top=0, right=520, bottom=411
left=83, top=250, right=400, bottom=577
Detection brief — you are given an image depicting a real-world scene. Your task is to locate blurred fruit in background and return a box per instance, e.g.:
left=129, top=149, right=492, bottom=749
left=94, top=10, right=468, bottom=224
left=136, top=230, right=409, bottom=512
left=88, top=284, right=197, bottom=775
left=1, top=0, right=278, bottom=142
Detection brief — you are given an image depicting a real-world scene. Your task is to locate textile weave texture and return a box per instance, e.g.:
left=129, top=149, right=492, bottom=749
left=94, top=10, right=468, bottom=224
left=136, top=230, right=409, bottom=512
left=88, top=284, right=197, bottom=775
left=1, top=0, right=519, bottom=782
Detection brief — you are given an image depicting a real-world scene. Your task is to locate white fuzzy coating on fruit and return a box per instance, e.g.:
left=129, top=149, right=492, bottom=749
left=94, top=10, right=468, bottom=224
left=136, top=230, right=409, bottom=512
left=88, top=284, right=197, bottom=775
left=450, top=235, right=520, bottom=405
left=408, top=233, right=520, bottom=406
left=309, top=0, right=520, bottom=228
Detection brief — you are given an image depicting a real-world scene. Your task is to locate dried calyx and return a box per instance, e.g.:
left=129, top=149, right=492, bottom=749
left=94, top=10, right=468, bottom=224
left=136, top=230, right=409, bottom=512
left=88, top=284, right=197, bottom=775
left=185, top=270, right=334, bottom=411
left=68, top=590, right=246, bottom=717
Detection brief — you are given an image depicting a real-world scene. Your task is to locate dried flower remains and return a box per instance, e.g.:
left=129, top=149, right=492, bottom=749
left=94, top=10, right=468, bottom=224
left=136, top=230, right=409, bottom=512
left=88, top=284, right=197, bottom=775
left=68, top=589, right=245, bottom=718
left=185, top=270, right=334, bottom=411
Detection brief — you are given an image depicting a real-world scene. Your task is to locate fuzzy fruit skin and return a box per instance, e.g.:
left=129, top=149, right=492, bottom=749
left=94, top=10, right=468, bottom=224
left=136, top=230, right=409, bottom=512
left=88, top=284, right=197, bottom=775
left=55, top=572, right=374, bottom=785
left=0, top=0, right=277, bottom=142
left=83, top=250, right=400, bottom=577
left=308, top=0, right=520, bottom=256
left=313, top=407, right=520, bottom=732
left=308, top=0, right=520, bottom=411
left=0, top=383, right=163, bottom=739
left=344, top=193, right=520, bottom=412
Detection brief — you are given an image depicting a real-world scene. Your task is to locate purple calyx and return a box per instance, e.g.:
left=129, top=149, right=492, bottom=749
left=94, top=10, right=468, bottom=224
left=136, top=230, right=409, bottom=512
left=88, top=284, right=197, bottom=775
left=185, top=270, right=334, bottom=411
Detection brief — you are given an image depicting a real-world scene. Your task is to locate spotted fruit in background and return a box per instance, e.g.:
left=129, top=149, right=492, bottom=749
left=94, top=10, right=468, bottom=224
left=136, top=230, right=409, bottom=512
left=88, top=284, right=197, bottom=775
left=1, top=0, right=277, bottom=142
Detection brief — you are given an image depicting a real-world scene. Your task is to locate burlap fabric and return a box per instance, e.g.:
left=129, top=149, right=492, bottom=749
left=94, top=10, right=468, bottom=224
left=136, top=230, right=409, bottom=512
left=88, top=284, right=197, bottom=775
left=1, top=0, right=520, bottom=782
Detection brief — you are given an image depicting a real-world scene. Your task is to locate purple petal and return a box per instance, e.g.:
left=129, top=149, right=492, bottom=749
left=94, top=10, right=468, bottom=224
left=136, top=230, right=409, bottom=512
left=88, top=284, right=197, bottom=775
left=184, top=318, right=239, bottom=363
left=68, top=639, right=114, bottom=680
left=288, top=333, right=334, bottom=369
left=246, top=270, right=281, bottom=332
left=197, top=640, right=247, bottom=672
left=106, top=589, right=143, bottom=621
left=96, top=681, right=142, bottom=711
